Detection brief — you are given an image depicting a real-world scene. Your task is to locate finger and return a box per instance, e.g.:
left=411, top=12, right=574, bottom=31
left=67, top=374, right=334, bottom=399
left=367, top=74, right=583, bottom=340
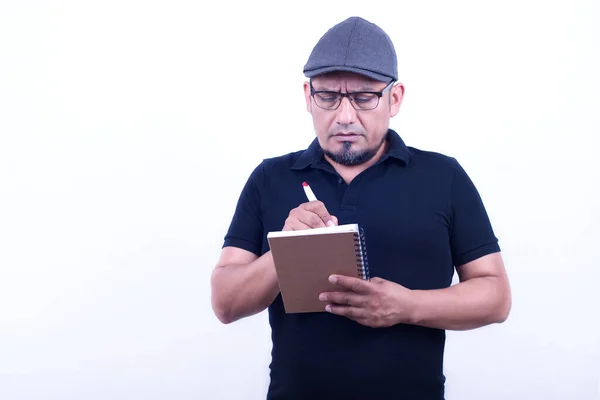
left=282, top=218, right=312, bottom=231
left=329, top=275, right=372, bottom=294
left=286, top=207, right=326, bottom=229
left=369, top=277, right=387, bottom=284
left=303, top=201, right=336, bottom=227
left=319, top=291, right=365, bottom=307
left=330, top=215, right=338, bottom=226
left=297, top=209, right=328, bottom=228
left=324, top=304, right=367, bottom=321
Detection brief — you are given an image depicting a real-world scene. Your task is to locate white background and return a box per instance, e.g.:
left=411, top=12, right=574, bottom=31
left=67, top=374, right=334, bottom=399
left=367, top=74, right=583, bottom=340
left=1, top=1, right=599, bottom=399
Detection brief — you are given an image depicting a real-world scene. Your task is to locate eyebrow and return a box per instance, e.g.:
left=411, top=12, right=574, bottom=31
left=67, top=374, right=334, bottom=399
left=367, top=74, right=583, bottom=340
left=355, top=84, right=377, bottom=91
left=312, top=83, right=379, bottom=92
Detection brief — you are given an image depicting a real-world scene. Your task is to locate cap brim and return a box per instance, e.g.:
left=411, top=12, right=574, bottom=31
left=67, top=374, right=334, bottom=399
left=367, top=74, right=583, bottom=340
left=304, top=66, right=394, bottom=82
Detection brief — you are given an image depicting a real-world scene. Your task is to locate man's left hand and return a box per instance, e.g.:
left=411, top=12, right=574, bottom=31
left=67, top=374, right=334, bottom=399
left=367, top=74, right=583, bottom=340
left=319, top=275, right=415, bottom=328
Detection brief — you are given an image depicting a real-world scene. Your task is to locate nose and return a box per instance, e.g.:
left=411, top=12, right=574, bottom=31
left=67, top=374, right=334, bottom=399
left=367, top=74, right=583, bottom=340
left=335, top=96, right=357, bottom=125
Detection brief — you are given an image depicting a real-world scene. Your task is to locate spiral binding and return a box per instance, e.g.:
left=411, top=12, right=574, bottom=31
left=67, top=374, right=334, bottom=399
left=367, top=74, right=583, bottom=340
left=353, top=226, right=370, bottom=280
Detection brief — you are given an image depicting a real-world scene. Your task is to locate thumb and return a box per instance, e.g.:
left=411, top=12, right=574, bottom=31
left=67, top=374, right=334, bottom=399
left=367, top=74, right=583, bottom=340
left=369, top=277, right=386, bottom=284
left=330, top=215, right=338, bottom=226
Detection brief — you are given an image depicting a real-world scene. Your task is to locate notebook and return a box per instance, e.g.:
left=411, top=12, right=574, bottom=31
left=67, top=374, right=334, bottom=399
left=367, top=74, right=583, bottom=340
left=267, top=223, right=370, bottom=313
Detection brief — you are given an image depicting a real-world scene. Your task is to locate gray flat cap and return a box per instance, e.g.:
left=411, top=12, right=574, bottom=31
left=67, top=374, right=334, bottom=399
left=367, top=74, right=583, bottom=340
left=303, top=16, right=398, bottom=82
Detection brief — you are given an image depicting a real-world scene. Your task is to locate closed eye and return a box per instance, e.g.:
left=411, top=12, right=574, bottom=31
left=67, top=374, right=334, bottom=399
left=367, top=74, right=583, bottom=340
left=352, top=93, right=377, bottom=103
left=315, top=92, right=340, bottom=102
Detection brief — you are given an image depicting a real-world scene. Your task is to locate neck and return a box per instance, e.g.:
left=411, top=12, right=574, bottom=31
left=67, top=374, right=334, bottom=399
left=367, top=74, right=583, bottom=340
left=325, top=140, right=389, bottom=184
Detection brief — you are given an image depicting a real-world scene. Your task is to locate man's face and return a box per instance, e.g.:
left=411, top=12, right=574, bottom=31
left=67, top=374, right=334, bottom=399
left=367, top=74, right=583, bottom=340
left=303, top=72, right=404, bottom=166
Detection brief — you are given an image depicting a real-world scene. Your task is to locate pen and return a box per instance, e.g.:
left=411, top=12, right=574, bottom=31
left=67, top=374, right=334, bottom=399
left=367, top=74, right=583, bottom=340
left=303, top=181, right=335, bottom=227
left=302, top=181, right=318, bottom=202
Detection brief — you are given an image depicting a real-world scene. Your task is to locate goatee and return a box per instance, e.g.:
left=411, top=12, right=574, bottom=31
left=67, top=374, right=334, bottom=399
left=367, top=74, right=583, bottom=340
left=323, top=135, right=387, bottom=166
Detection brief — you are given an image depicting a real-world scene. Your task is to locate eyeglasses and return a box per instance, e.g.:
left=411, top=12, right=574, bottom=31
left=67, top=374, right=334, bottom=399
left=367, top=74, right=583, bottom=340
left=309, top=80, right=395, bottom=111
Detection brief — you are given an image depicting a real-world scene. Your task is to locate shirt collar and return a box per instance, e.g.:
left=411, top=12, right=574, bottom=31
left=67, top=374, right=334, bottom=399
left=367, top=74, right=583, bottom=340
left=290, top=129, right=410, bottom=170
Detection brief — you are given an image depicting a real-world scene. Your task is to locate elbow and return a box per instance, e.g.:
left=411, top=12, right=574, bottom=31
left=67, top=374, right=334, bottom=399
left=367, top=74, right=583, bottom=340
left=487, top=273, right=512, bottom=325
left=211, top=293, right=270, bottom=324
left=212, top=303, right=236, bottom=324
left=493, top=290, right=512, bottom=324
left=211, top=290, right=239, bottom=324
left=210, top=268, right=236, bottom=324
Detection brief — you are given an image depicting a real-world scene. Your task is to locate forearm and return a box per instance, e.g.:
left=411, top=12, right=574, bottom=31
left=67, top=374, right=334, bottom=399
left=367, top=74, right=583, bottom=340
left=211, top=251, right=280, bottom=324
left=408, top=276, right=511, bottom=330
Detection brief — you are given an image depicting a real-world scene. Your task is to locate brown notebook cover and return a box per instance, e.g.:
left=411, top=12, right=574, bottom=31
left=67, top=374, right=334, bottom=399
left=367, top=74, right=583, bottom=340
left=267, top=224, right=369, bottom=313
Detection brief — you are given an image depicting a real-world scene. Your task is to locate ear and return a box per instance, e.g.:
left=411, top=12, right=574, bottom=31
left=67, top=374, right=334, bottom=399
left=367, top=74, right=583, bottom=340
left=389, top=83, right=405, bottom=117
left=303, top=81, right=312, bottom=113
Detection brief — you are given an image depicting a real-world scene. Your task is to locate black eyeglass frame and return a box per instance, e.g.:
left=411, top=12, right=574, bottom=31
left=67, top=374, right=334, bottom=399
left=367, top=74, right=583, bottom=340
left=309, top=80, right=395, bottom=111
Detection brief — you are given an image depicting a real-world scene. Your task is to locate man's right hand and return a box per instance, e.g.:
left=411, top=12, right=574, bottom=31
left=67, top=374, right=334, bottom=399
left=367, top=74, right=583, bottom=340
left=282, top=201, right=338, bottom=231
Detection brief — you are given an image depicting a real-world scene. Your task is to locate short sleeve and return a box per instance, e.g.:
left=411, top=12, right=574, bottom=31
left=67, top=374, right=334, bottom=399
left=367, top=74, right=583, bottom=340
left=449, top=159, right=500, bottom=267
left=222, top=162, right=265, bottom=256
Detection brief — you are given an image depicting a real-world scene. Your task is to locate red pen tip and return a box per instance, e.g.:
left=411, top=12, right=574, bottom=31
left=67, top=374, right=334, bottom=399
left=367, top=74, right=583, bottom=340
left=302, top=182, right=308, bottom=187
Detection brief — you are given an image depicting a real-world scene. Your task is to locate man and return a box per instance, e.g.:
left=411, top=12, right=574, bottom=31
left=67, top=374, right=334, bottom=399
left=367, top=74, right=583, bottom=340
left=211, top=16, right=511, bottom=399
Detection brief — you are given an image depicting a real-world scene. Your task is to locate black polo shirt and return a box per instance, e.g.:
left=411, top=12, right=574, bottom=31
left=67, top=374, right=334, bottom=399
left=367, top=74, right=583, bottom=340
left=223, top=129, right=500, bottom=399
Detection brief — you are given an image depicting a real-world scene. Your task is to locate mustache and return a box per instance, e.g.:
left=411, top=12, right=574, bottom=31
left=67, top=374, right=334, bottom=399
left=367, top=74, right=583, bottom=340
left=328, top=126, right=366, bottom=136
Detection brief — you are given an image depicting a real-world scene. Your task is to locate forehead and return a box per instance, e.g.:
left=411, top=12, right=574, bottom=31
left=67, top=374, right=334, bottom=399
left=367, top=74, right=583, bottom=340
left=311, top=72, right=383, bottom=90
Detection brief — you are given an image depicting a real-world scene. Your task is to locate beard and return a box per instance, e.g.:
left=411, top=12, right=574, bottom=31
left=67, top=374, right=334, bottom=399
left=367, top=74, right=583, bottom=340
left=322, top=133, right=388, bottom=166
